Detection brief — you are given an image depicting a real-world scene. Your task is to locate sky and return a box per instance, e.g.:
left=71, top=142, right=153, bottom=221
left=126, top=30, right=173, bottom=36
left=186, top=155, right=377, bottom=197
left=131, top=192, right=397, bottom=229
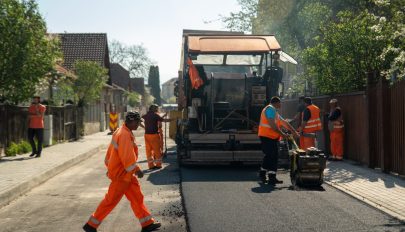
left=36, top=0, right=241, bottom=84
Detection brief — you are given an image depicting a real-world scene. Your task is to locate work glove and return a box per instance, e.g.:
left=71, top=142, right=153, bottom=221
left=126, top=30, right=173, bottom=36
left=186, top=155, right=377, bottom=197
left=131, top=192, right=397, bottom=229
left=135, top=170, right=144, bottom=178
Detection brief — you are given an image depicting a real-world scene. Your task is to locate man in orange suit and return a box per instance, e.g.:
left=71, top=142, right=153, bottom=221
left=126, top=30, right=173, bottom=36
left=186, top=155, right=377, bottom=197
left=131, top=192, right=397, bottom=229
left=83, top=112, right=161, bottom=232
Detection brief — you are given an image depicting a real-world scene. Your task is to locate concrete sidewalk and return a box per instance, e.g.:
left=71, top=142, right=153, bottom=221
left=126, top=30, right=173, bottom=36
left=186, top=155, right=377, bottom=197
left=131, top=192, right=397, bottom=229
left=325, top=161, right=405, bottom=222
left=0, top=131, right=111, bottom=208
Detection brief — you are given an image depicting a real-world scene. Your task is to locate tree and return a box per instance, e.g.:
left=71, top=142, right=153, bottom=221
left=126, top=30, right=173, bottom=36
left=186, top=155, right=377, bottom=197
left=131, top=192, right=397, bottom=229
left=73, top=61, right=108, bottom=106
left=148, top=66, right=161, bottom=105
left=0, top=0, right=61, bottom=104
left=109, top=40, right=154, bottom=78
left=125, top=91, right=141, bottom=107
left=220, top=0, right=259, bottom=33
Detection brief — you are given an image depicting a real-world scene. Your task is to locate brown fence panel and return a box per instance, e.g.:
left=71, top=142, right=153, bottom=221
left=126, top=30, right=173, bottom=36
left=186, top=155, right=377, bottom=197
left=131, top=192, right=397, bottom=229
left=390, top=80, right=405, bottom=175
left=282, top=92, right=369, bottom=165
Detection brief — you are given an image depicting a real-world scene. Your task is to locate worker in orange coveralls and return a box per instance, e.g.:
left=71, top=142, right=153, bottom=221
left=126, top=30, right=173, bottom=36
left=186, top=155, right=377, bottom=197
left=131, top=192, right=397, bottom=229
left=83, top=112, right=161, bottom=232
left=328, top=99, right=344, bottom=161
left=142, top=105, right=173, bottom=170
left=298, top=97, right=322, bottom=150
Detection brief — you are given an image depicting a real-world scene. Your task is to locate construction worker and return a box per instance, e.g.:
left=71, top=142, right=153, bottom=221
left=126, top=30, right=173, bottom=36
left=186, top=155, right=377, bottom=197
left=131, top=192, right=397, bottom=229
left=298, top=97, right=322, bottom=150
left=142, top=105, right=172, bottom=170
left=83, top=112, right=161, bottom=232
left=328, top=99, right=344, bottom=161
left=258, top=97, right=299, bottom=185
left=28, top=96, right=46, bottom=158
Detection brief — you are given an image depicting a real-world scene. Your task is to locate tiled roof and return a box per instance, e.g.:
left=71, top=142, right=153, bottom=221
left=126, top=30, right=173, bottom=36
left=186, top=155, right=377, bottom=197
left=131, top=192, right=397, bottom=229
left=110, top=63, right=130, bottom=90
left=56, top=33, right=110, bottom=70
left=130, top=78, right=145, bottom=95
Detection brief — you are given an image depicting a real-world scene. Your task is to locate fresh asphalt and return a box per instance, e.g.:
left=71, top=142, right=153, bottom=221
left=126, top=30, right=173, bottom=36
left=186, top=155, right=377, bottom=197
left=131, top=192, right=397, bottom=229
left=0, top=134, right=186, bottom=232
left=180, top=166, right=405, bottom=232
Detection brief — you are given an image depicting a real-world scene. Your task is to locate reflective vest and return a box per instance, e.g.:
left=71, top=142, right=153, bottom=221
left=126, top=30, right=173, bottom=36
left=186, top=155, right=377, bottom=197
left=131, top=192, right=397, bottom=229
left=303, top=104, right=322, bottom=133
left=104, top=125, right=140, bottom=182
left=258, top=104, right=282, bottom=140
left=331, top=107, right=344, bottom=132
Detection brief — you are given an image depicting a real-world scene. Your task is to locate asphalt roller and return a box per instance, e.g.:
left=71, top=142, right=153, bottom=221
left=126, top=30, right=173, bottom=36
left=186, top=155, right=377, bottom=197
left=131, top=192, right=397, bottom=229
left=288, top=137, right=327, bottom=188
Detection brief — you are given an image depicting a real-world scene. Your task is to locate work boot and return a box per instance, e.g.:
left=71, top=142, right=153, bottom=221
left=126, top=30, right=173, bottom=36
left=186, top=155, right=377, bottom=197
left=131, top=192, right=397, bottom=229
left=83, top=223, right=97, bottom=232
left=259, top=170, right=267, bottom=184
left=141, top=222, right=161, bottom=232
left=268, top=174, right=283, bottom=185
left=29, top=153, right=36, bottom=157
left=35, top=154, right=41, bottom=158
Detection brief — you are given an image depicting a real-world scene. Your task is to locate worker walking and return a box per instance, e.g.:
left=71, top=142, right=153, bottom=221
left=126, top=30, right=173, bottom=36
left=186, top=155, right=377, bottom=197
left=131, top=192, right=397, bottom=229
left=83, top=112, right=161, bottom=232
left=258, top=97, right=299, bottom=185
left=328, top=99, right=344, bottom=161
left=28, top=96, right=46, bottom=158
left=142, top=105, right=172, bottom=170
left=299, top=97, right=322, bottom=150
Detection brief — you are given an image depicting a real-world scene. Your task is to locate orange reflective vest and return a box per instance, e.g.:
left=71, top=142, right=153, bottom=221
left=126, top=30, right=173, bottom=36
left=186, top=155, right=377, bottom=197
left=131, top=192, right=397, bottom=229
left=303, top=104, right=322, bottom=133
left=331, top=107, right=344, bottom=132
left=258, top=105, right=282, bottom=140
left=104, top=125, right=141, bottom=182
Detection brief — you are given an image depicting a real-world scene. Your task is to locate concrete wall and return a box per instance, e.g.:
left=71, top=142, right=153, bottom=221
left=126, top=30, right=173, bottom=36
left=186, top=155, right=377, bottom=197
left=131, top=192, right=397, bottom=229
left=84, top=122, right=101, bottom=135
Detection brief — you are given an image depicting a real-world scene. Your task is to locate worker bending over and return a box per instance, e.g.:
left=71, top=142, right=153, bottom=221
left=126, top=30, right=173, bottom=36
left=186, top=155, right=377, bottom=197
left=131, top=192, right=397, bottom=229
left=258, top=97, right=299, bottom=185
left=83, top=112, right=161, bottom=232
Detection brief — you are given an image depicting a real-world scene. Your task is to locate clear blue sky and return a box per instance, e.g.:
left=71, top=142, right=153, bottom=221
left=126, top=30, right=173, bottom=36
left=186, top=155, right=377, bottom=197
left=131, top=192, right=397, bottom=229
left=36, top=0, right=241, bottom=84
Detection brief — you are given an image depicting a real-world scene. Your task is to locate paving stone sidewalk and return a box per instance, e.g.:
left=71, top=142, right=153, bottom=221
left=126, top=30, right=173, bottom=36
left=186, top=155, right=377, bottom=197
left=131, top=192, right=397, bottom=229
left=325, top=161, right=405, bottom=221
left=0, top=131, right=112, bottom=208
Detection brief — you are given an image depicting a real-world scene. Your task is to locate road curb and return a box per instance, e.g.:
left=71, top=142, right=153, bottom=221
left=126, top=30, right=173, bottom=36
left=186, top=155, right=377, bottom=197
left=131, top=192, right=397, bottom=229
left=0, top=144, right=106, bottom=209
left=325, top=181, right=405, bottom=222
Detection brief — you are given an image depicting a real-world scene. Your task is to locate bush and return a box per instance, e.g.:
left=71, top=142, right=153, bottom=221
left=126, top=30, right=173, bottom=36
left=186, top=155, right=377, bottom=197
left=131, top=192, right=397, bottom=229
left=5, top=142, right=19, bottom=156
left=19, top=140, right=32, bottom=154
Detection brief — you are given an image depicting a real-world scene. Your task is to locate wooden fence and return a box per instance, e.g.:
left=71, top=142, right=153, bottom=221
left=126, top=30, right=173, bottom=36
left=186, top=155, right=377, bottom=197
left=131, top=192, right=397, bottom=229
left=281, top=78, right=405, bottom=175
left=0, top=104, right=80, bottom=151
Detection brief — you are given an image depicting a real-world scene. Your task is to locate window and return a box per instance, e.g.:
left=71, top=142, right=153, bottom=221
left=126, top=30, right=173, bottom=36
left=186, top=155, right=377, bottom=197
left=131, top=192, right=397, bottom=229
left=226, top=55, right=262, bottom=65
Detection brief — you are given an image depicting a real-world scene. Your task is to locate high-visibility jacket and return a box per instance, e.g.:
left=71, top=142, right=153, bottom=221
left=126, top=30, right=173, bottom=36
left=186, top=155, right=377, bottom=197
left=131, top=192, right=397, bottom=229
left=303, top=104, right=322, bottom=133
left=258, top=104, right=282, bottom=140
left=105, top=125, right=141, bottom=182
left=331, top=107, right=344, bottom=132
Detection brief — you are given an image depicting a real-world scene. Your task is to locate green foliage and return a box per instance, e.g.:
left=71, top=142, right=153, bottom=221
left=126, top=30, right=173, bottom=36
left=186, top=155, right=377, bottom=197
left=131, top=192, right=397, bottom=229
left=0, top=0, right=61, bottom=104
left=221, top=0, right=259, bottom=33
left=126, top=91, right=141, bottom=107
left=19, top=140, right=32, bottom=154
left=225, top=0, right=405, bottom=95
left=52, top=80, right=75, bottom=106
left=5, top=143, right=19, bottom=156
left=148, top=66, right=161, bottom=105
left=73, top=60, right=108, bottom=106
left=303, top=11, right=384, bottom=94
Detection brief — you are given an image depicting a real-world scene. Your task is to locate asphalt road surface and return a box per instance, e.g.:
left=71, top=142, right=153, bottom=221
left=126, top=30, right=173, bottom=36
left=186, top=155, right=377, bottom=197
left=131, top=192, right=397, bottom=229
left=0, top=135, right=186, bottom=232
left=181, top=166, right=405, bottom=232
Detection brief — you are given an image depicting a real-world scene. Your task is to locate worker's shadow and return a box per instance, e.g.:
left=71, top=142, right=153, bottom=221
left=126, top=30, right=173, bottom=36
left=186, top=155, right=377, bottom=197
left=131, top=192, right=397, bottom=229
left=251, top=183, right=325, bottom=193
left=146, top=152, right=181, bottom=186
left=251, top=183, right=290, bottom=193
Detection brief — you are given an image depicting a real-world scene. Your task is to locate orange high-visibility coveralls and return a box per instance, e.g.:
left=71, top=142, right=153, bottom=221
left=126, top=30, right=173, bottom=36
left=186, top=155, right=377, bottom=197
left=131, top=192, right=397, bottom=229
left=300, top=104, right=322, bottom=150
left=142, top=112, right=164, bottom=169
left=144, top=134, right=162, bottom=168
left=87, top=125, right=155, bottom=229
left=329, top=107, right=344, bottom=160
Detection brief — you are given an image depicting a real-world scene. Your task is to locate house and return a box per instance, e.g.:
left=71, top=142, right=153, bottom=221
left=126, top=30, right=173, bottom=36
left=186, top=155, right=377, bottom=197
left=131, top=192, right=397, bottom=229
left=56, top=33, right=126, bottom=135
left=161, top=77, right=177, bottom=103
left=130, top=78, right=145, bottom=96
left=110, top=63, right=131, bottom=91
